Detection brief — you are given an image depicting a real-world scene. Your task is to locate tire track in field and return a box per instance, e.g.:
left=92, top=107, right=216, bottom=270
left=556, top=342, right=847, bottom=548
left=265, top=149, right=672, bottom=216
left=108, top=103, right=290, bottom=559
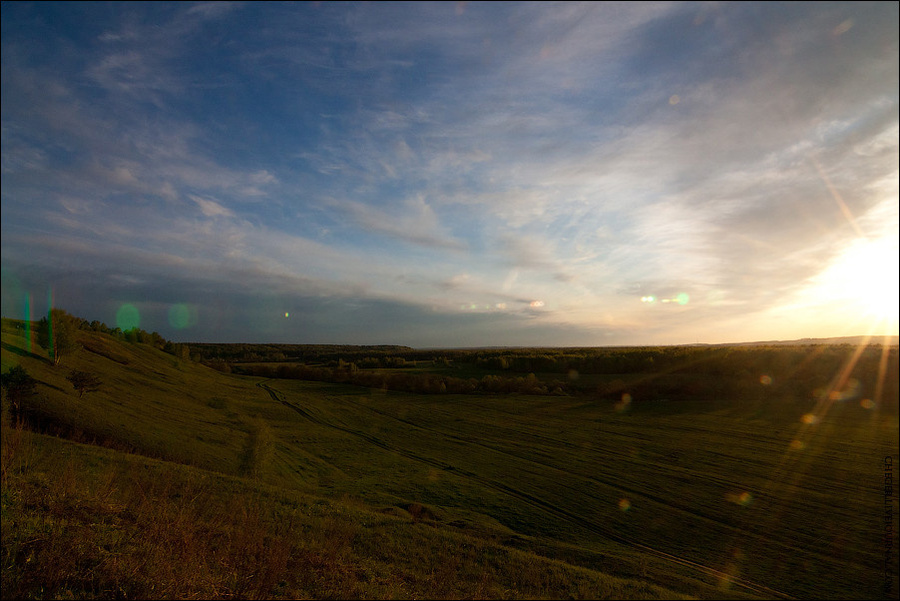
left=331, top=393, right=863, bottom=579
left=257, top=380, right=792, bottom=599
left=256, top=382, right=354, bottom=487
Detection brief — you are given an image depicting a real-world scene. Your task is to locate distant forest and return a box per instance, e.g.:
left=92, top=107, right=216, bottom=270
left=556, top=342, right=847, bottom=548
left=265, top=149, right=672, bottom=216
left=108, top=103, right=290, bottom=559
left=6, top=313, right=897, bottom=405
left=189, top=339, right=898, bottom=405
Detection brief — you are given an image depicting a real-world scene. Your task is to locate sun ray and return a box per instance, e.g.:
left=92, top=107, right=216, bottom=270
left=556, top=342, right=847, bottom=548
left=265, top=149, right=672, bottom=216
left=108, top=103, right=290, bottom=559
left=812, top=158, right=865, bottom=239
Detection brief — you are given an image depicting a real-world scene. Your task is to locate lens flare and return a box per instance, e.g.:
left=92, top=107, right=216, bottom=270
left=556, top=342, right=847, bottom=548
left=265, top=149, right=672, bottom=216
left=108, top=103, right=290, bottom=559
left=727, top=491, right=754, bottom=506
left=615, top=393, right=633, bottom=412
left=832, top=19, right=853, bottom=35
left=827, top=378, right=861, bottom=401
left=116, top=303, right=140, bottom=331
left=46, top=288, right=54, bottom=360
left=168, top=303, right=194, bottom=329
left=650, top=293, right=690, bottom=305
left=24, top=293, right=33, bottom=353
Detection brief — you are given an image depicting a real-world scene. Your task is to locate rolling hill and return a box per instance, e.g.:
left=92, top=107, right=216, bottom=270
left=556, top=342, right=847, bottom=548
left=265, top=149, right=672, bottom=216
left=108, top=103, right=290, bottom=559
left=2, top=317, right=897, bottom=599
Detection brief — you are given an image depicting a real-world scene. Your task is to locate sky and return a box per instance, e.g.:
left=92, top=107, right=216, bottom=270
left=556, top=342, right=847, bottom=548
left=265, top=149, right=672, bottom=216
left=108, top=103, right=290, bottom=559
left=1, top=1, right=898, bottom=348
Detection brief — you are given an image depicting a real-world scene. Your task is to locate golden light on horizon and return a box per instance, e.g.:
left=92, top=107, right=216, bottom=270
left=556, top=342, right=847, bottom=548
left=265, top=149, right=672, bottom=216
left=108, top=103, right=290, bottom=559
left=809, top=234, right=900, bottom=331
left=768, top=228, right=900, bottom=339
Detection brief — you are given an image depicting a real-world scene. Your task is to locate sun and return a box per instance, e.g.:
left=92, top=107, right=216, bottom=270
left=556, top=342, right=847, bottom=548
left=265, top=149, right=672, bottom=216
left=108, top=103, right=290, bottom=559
left=813, top=235, right=900, bottom=331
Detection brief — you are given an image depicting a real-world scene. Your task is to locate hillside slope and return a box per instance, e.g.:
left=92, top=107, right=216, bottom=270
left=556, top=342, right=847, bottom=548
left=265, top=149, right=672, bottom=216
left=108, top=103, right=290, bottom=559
left=3, top=319, right=896, bottom=599
left=1, top=321, right=693, bottom=599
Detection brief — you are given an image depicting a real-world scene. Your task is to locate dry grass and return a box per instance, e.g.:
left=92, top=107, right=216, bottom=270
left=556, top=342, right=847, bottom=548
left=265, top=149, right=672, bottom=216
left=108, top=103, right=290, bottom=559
left=1, top=423, right=689, bottom=600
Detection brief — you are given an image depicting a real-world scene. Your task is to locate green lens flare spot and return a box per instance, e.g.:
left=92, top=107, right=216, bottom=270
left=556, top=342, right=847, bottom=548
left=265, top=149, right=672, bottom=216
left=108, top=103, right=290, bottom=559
left=168, top=304, right=192, bottom=329
left=676, top=293, right=690, bottom=305
left=116, top=304, right=141, bottom=331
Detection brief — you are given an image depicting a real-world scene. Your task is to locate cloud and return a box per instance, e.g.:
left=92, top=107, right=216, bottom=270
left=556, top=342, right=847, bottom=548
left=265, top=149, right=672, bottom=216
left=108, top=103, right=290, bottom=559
left=495, top=233, right=573, bottom=282
left=87, top=50, right=178, bottom=98
left=330, top=195, right=467, bottom=251
left=190, top=195, right=235, bottom=218
left=2, top=2, right=896, bottom=345
left=1, top=225, right=624, bottom=347
left=186, top=2, right=244, bottom=19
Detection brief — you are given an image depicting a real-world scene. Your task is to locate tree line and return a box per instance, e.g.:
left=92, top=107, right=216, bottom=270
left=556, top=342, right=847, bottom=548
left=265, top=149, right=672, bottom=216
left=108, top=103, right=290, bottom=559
left=5, top=310, right=897, bottom=406
left=16, top=309, right=192, bottom=363
left=190, top=340, right=898, bottom=393
left=235, top=362, right=567, bottom=396
left=230, top=343, right=898, bottom=405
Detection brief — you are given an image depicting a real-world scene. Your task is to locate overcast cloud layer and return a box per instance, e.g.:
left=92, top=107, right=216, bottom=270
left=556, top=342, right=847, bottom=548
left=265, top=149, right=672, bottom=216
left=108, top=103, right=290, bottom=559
left=2, top=1, right=898, bottom=346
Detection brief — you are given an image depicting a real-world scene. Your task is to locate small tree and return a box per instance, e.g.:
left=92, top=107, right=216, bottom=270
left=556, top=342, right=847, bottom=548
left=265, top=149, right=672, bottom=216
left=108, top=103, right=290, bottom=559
left=1, top=365, right=36, bottom=421
left=67, top=369, right=101, bottom=398
left=38, top=308, right=80, bottom=366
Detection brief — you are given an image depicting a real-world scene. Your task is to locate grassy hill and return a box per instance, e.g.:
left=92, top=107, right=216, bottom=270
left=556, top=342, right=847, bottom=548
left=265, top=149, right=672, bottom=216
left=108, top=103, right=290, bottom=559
left=2, top=318, right=897, bottom=599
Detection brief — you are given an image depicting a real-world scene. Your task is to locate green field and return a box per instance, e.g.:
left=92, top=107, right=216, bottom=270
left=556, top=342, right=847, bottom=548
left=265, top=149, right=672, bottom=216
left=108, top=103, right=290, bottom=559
left=2, top=318, right=897, bottom=599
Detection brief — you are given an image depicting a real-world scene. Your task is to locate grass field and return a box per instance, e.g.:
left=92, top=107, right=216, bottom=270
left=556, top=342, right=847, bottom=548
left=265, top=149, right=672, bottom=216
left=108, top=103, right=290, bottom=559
left=2, top=319, right=898, bottom=599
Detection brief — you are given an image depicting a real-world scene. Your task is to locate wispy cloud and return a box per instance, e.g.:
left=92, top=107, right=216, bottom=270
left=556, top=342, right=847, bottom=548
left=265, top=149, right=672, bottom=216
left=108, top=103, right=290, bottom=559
left=329, top=195, right=467, bottom=251
left=190, top=195, right=235, bottom=218
left=2, top=1, right=896, bottom=344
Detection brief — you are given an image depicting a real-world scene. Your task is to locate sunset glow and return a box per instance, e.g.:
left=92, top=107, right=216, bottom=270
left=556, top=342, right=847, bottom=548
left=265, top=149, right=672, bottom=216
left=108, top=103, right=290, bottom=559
left=814, top=234, right=900, bottom=330
left=1, top=2, right=897, bottom=346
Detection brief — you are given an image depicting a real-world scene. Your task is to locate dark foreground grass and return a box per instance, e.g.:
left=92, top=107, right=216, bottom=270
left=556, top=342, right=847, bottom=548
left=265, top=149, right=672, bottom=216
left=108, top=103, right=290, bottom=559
left=1, top=422, right=688, bottom=600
